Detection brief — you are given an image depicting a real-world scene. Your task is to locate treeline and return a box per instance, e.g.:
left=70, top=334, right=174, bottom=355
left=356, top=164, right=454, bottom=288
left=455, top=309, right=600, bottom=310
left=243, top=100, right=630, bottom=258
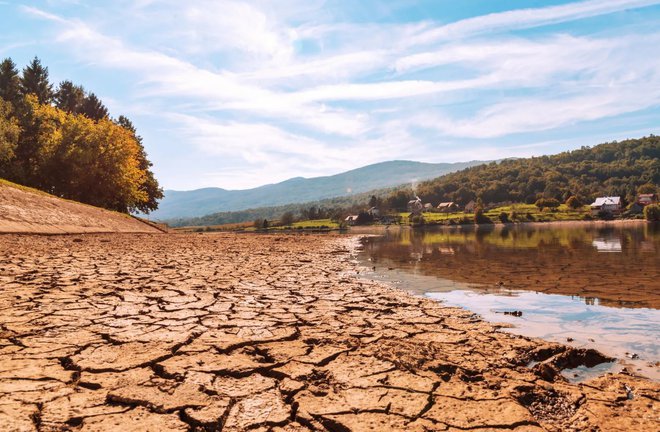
left=383, top=137, right=659, bottom=210
left=0, top=57, right=162, bottom=213
left=165, top=189, right=394, bottom=227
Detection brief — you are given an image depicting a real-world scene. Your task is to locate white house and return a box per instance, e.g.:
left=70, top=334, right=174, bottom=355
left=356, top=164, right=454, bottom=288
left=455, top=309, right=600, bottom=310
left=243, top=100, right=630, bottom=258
left=590, top=196, right=621, bottom=216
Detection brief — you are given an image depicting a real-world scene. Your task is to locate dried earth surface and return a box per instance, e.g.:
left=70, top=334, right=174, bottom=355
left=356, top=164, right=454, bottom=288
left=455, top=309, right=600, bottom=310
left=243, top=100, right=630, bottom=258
left=0, top=233, right=657, bottom=431
left=0, top=182, right=162, bottom=234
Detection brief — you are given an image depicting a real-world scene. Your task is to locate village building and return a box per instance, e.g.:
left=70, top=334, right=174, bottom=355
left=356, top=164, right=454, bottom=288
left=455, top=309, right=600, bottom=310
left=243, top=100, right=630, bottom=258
left=590, top=196, right=622, bottom=216
left=367, top=207, right=380, bottom=218
left=344, top=215, right=359, bottom=226
left=423, top=203, right=435, bottom=212
left=407, top=197, right=423, bottom=215
left=637, top=193, right=658, bottom=207
left=437, top=202, right=460, bottom=213
left=464, top=200, right=476, bottom=213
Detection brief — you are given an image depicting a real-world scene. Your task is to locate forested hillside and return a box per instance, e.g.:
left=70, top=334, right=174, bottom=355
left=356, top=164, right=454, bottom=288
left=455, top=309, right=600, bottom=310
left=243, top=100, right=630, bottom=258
left=170, top=137, right=659, bottom=227
left=383, top=137, right=659, bottom=209
left=152, top=160, right=484, bottom=219
left=0, top=57, right=162, bottom=213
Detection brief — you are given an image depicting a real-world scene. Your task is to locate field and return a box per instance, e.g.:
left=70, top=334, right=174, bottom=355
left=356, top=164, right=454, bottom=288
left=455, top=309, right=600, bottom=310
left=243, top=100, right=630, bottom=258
left=397, top=203, right=593, bottom=225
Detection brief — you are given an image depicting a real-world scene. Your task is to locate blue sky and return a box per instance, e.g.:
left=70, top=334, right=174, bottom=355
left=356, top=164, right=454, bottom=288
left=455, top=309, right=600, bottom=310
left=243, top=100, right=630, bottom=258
left=1, top=0, right=659, bottom=190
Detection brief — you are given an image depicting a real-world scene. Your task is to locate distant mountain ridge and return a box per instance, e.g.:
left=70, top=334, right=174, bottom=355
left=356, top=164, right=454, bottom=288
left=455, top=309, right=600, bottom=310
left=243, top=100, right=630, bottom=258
left=148, top=160, right=486, bottom=220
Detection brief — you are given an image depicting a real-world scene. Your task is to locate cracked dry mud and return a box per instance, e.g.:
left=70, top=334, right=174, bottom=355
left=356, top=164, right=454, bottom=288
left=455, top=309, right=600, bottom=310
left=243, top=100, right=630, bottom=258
left=0, top=233, right=657, bottom=432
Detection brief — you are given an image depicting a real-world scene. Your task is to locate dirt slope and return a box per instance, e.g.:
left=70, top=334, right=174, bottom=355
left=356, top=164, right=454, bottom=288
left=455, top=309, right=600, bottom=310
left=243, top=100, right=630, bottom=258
left=0, top=181, right=162, bottom=234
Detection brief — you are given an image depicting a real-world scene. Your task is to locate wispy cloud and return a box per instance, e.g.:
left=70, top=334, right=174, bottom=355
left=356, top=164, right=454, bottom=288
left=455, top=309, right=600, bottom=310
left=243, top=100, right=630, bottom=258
left=13, top=0, right=660, bottom=189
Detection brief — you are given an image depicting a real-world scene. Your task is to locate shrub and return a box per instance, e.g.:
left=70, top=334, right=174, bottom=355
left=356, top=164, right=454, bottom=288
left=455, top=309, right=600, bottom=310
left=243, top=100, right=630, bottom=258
left=566, top=196, right=582, bottom=209
left=535, top=198, right=560, bottom=211
left=499, top=212, right=510, bottom=223
left=583, top=213, right=594, bottom=221
left=474, top=207, right=492, bottom=224
left=644, top=204, right=660, bottom=221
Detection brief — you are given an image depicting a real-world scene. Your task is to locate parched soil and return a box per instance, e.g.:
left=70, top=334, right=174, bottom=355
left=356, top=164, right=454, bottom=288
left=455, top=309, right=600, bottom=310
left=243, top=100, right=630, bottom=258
left=0, top=183, right=161, bottom=234
left=0, top=233, right=657, bottom=432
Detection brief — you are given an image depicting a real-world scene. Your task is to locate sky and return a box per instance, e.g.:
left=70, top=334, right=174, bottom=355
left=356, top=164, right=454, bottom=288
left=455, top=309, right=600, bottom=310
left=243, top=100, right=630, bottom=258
left=1, top=0, right=660, bottom=190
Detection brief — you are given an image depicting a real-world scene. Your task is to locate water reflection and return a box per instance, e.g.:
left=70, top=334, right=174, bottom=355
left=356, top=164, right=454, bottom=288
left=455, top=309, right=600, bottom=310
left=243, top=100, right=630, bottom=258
left=358, top=222, right=660, bottom=380
left=361, top=223, right=660, bottom=309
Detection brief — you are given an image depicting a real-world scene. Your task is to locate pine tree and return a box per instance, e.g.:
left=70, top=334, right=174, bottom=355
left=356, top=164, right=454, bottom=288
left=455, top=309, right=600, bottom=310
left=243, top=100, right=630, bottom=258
left=20, top=57, right=54, bottom=104
left=55, top=80, right=85, bottom=114
left=80, top=92, right=108, bottom=120
left=0, top=58, right=21, bottom=106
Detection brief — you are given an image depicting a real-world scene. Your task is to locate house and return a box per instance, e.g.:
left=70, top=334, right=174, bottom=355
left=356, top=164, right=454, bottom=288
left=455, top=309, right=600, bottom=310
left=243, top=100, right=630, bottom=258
left=344, top=215, right=359, bottom=226
left=423, top=203, right=434, bottom=212
left=464, top=200, right=476, bottom=213
left=590, top=196, right=622, bottom=216
left=367, top=207, right=380, bottom=218
left=437, top=202, right=459, bottom=213
left=407, top=197, right=423, bottom=215
left=637, top=193, right=658, bottom=207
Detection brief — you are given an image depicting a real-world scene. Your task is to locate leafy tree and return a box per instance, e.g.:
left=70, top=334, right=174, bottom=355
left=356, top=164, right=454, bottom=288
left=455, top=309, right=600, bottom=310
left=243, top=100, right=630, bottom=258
left=535, top=198, right=560, bottom=211
left=55, top=80, right=86, bottom=114
left=80, top=93, right=108, bottom=121
left=0, top=99, right=20, bottom=171
left=0, top=58, right=21, bottom=106
left=566, top=196, right=582, bottom=209
left=280, top=211, right=294, bottom=226
left=116, top=115, right=162, bottom=213
left=637, top=183, right=657, bottom=195
left=20, top=57, right=54, bottom=104
left=643, top=204, right=660, bottom=221
left=499, top=212, right=510, bottom=223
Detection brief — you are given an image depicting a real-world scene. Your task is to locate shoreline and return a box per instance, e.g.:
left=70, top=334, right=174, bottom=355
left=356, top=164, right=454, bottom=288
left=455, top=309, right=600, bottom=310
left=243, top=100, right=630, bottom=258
left=348, top=217, right=650, bottom=234
left=0, top=232, right=657, bottom=431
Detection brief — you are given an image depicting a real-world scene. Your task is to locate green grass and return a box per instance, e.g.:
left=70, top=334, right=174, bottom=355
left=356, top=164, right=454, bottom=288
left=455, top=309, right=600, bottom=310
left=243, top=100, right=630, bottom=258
left=395, top=203, right=592, bottom=225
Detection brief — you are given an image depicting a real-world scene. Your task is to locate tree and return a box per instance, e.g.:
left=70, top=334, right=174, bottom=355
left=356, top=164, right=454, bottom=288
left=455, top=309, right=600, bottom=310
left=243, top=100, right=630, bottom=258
left=368, top=195, right=381, bottom=209
left=0, top=99, right=20, bottom=172
left=566, top=196, right=582, bottom=209
left=0, top=58, right=21, bottom=107
left=55, top=80, right=86, bottom=114
left=643, top=204, right=660, bottom=221
left=535, top=198, right=560, bottom=211
left=116, top=115, right=162, bottom=213
left=637, top=183, right=657, bottom=195
left=280, top=211, right=294, bottom=226
left=499, top=212, right=509, bottom=223
left=20, top=57, right=54, bottom=104
left=80, top=93, right=108, bottom=121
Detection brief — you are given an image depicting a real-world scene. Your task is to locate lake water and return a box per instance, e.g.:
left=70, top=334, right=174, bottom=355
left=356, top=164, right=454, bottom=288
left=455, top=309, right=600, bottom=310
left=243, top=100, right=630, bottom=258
left=356, top=223, right=660, bottom=381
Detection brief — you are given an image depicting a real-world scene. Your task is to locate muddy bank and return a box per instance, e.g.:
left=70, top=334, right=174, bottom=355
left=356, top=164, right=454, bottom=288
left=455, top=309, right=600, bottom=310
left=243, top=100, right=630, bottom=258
left=0, top=233, right=657, bottom=431
left=0, top=182, right=162, bottom=234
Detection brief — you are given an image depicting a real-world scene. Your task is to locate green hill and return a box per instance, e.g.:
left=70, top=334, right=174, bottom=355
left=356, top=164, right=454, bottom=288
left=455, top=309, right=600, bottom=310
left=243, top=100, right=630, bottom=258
left=382, top=136, right=659, bottom=209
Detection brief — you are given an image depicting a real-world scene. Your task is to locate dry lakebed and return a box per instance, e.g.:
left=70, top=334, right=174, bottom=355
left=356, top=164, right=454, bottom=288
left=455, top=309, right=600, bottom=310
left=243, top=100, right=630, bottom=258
left=0, top=232, right=658, bottom=431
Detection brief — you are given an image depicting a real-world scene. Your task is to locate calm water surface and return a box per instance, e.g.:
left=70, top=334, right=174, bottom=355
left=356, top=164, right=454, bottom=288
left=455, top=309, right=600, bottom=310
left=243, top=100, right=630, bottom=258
left=357, top=223, right=660, bottom=380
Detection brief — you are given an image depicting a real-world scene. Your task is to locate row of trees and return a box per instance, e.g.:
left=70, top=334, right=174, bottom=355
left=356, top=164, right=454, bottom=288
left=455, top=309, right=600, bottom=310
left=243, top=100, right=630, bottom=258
left=0, top=57, right=161, bottom=213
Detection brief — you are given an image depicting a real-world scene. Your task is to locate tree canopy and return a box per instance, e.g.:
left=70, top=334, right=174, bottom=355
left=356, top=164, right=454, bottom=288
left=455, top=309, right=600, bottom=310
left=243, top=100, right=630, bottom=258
left=0, top=56, right=162, bottom=213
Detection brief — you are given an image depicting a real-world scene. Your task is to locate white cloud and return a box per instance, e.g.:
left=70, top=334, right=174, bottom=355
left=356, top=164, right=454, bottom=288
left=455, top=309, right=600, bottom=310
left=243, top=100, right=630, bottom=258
left=406, top=0, right=660, bottom=45
left=15, top=0, right=660, bottom=189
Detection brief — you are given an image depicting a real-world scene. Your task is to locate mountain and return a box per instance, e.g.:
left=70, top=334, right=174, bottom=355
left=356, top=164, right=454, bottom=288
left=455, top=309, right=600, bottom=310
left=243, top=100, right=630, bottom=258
left=148, top=160, right=486, bottom=220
